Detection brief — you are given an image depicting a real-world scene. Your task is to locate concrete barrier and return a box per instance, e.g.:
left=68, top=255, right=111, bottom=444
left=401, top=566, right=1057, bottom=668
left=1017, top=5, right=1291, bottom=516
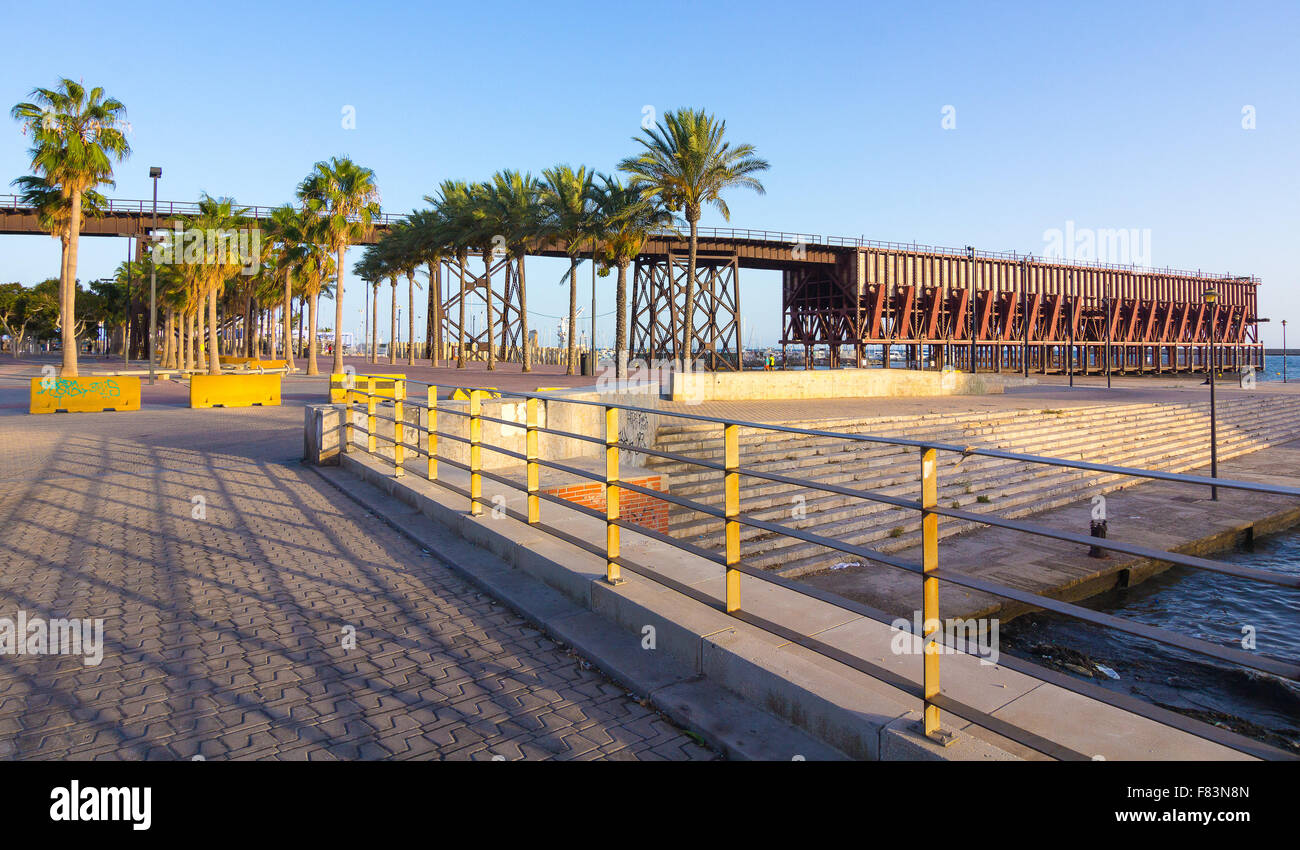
left=30, top=376, right=141, bottom=414
left=190, top=374, right=281, bottom=408
left=671, top=368, right=1023, bottom=402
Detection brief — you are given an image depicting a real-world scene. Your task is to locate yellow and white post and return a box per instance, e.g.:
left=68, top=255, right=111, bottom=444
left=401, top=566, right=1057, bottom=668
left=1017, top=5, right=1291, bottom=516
left=426, top=386, right=437, bottom=480
left=365, top=379, right=377, bottom=454
left=920, top=446, right=950, bottom=743
left=393, top=380, right=405, bottom=478
left=605, top=406, right=622, bottom=584
left=724, top=423, right=741, bottom=613
left=469, top=389, right=483, bottom=516
left=526, top=397, right=540, bottom=524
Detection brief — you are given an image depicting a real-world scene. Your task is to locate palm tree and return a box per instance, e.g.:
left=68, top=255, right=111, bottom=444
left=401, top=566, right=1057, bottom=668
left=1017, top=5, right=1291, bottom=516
left=385, top=220, right=423, bottom=365
left=297, top=157, right=381, bottom=374
left=11, top=79, right=130, bottom=376
left=485, top=171, right=544, bottom=372
left=189, top=195, right=251, bottom=375
left=426, top=181, right=474, bottom=368
left=541, top=165, right=596, bottom=375
left=404, top=208, right=446, bottom=366
left=618, top=108, right=768, bottom=367
left=267, top=205, right=308, bottom=371
left=293, top=215, right=336, bottom=375
left=593, top=177, right=676, bottom=379
left=354, top=244, right=386, bottom=363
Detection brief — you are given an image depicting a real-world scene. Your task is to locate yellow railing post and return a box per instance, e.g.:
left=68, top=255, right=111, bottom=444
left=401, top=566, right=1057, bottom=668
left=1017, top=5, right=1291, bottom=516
left=342, top=387, right=353, bottom=453
left=393, top=380, right=405, bottom=478
left=920, top=445, right=950, bottom=743
left=526, top=397, right=540, bottom=524
left=469, top=389, right=483, bottom=516
left=426, top=386, right=437, bottom=480
left=605, top=405, right=622, bottom=584
left=724, top=423, right=741, bottom=613
left=365, top=380, right=377, bottom=454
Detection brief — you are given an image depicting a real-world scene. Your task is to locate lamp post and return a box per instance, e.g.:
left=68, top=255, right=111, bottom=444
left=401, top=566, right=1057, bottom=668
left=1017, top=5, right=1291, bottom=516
left=966, top=246, right=976, bottom=374
left=1284, top=319, right=1289, bottom=384
left=148, top=167, right=161, bottom=384
left=1205, top=289, right=1219, bottom=500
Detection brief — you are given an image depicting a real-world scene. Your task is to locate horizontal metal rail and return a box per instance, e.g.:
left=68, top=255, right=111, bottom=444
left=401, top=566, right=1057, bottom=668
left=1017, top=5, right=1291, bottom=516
left=335, top=378, right=1300, bottom=760
left=0, top=193, right=1258, bottom=280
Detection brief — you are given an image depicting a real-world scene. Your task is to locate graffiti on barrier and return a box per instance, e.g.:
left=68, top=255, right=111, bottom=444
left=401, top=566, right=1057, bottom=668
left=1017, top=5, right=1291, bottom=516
left=35, top=378, right=123, bottom=400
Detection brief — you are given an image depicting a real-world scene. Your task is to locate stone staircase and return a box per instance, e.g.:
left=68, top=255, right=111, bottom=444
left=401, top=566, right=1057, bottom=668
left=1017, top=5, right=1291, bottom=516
left=646, top=396, right=1300, bottom=577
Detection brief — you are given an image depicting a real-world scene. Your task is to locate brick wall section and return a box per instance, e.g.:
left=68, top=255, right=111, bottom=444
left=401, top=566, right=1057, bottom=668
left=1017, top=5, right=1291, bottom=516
left=543, top=475, right=668, bottom=534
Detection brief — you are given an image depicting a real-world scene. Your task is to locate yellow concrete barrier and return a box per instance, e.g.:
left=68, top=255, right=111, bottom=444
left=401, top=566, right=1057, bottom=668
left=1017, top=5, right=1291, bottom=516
left=30, top=376, right=141, bottom=414
left=329, top=373, right=405, bottom=403
left=190, top=374, right=281, bottom=409
left=451, top=386, right=500, bottom=401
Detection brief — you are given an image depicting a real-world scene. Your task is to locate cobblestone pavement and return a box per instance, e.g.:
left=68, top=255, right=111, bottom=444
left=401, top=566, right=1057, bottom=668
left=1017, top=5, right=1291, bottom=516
left=0, top=406, right=716, bottom=760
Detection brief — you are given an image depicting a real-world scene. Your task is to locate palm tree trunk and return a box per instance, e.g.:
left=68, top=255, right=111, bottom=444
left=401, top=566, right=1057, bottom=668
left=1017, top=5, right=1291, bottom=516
left=683, top=212, right=699, bottom=371
left=333, top=247, right=346, bottom=374
left=434, top=259, right=444, bottom=366
left=567, top=257, right=578, bottom=375
left=183, top=311, right=194, bottom=371
left=61, top=192, right=84, bottom=377
left=407, top=272, right=415, bottom=365
left=518, top=254, right=532, bottom=373
left=484, top=252, right=496, bottom=372
left=207, top=288, right=222, bottom=375
left=616, top=260, right=629, bottom=380
left=283, top=272, right=295, bottom=371
left=368, top=283, right=376, bottom=364
left=389, top=278, right=398, bottom=366
left=196, top=298, right=207, bottom=372
left=456, top=254, right=467, bottom=368
left=307, top=292, right=320, bottom=375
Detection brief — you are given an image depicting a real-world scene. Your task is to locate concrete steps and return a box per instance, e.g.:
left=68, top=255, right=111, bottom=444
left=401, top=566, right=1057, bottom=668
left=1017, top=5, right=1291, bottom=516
left=647, top=396, right=1300, bottom=577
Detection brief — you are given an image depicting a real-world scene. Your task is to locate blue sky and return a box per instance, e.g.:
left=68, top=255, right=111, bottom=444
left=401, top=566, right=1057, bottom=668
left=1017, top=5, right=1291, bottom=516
left=2, top=0, right=1297, bottom=346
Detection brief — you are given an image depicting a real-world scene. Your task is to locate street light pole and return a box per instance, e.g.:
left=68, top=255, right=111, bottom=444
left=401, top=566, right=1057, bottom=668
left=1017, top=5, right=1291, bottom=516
left=148, top=167, right=161, bottom=384
left=1205, top=289, right=1218, bottom=500
left=1284, top=319, right=1289, bottom=383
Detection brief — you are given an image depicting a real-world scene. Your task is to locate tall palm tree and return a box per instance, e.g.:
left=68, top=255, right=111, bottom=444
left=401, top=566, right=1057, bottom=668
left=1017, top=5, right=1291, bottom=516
left=11, top=79, right=130, bottom=376
left=541, top=165, right=596, bottom=375
left=426, top=181, right=474, bottom=369
left=354, top=244, right=385, bottom=363
left=404, top=208, right=446, bottom=366
left=485, top=171, right=544, bottom=372
left=384, top=220, right=423, bottom=365
left=293, top=215, right=335, bottom=375
left=189, top=195, right=251, bottom=375
left=297, top=157, right=380, bottom=374
left=267, top=205, right=307, bottom=371
left=593, top=177, right=676, bottom=379
left=618, top=108, right=768, bottom=367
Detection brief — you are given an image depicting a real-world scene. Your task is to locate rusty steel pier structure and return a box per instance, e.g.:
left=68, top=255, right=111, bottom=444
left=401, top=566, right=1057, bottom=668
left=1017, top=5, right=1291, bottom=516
left=785, top=242, right=1263, bottom=374
left=0, top=195, right=1263, bottom=374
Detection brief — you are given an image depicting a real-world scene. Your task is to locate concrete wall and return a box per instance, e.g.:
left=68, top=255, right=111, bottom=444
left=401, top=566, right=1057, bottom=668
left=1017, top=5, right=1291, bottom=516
left=671, top=368, right=1015, bottom=402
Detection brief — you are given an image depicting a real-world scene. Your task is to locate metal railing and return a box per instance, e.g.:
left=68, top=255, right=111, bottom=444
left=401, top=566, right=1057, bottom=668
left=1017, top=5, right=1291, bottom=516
left=0, top=193, right=1257, bottom=282
left=331, top=376, right=1300, bottom=760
